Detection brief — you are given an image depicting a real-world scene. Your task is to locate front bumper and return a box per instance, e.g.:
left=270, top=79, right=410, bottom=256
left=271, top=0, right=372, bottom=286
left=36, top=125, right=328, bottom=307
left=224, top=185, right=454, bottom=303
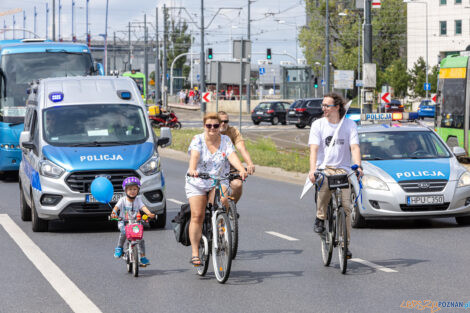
left=251, top=114, right=272, bottom=122
left=0, top=147, right=21, bottom=171
left=32, top=170, right=166, bottom=220
left=359, top=180, right=470, bottom=219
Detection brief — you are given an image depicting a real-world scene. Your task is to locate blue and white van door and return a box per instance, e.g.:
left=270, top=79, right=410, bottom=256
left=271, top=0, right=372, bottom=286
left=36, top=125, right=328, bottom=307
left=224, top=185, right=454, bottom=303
left=19, top=111, right=41, bottom=203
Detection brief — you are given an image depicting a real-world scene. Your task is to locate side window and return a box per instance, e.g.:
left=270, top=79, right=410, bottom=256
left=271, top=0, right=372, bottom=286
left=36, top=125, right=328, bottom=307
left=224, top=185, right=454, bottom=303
left=307, top=100, right=321, bottom=108
left=275, top=103, right=283, bottom=111
left=282, top=103, right=290, bottom=110
left=24, top=107, right=33, bottom=132
left=30, top=111, right=39, bottom=155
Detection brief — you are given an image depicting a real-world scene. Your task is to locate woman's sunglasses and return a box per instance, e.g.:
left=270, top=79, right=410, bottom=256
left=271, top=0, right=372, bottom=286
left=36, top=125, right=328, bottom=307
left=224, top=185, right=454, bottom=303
left=205, top=123, right=220, bottom=129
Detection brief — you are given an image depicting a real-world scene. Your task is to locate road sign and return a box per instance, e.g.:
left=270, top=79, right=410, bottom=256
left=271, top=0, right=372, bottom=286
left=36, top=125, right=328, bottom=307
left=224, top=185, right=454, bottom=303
left=424, top=83, right=431, bottom=91
left=334, top=70, right=354, bottom=89
left=259, top=67, right=266, bottom=75
left=381, top=92, right=391, bottom=104
left=196, top=74, right=200, bottom=82
left=372, top=0, right=381, bottom=8
left=321, top=79, right=325, bottom=86
left=431, top=93, right=437, bottom=104
left=202, top=92, right=211, bottom=103
left=355, top=80, right=363, bottom=87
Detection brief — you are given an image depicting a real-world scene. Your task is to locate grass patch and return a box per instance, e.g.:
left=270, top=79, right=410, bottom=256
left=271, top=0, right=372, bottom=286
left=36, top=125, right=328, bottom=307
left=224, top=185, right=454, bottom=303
left=155, top=128, right=310, bottom=173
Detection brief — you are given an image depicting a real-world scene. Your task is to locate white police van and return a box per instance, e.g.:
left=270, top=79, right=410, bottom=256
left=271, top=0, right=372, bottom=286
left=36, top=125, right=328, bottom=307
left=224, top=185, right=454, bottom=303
left=18, top=76, right=172, bottom=232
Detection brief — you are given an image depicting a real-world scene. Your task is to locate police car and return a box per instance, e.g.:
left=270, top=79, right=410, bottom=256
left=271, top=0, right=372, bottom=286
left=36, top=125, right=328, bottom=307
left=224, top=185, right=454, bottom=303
left=18, top=76, right=172, bottom=232
left=351, top=113, right=470, bottom=228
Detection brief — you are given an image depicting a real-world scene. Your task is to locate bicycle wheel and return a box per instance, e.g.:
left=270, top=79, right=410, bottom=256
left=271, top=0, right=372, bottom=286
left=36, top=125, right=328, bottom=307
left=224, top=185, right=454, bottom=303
left=320, top=203, right=334, bottom=266
left=212, top=213, right=232, bottom=283
left=228, top=200, right=239, bottom=259
left=125, top=243, right=132, bottom=273
left=337, top=208, right=348, bottom=274
left=197, top=235, right=210, bottom=276
left=132, top=245, right=139, bottom=277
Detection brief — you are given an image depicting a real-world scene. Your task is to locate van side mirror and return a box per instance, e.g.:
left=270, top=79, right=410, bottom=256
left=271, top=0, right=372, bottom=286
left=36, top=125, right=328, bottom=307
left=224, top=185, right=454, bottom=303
left=158, top=127, right=172, bottom=148
left=94, top=62, right=105, bottom=76
left=453, top=146, right=466, bottom=157
left=19, top=131, right=31, bottom=147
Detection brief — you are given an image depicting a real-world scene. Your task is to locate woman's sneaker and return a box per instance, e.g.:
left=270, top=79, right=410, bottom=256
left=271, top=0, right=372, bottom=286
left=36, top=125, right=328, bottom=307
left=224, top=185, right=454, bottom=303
left=114, top=247, right=123, bottom=258
left=140, top=256, right=150, bottom=266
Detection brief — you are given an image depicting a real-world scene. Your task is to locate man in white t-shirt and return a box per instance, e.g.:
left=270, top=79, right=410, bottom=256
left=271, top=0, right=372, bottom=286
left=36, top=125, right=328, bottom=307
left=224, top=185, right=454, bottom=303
left=308, top=93, right=363, bottom=258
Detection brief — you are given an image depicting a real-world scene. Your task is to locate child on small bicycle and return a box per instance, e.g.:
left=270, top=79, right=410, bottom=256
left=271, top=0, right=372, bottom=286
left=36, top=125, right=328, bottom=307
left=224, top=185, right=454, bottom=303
left=111, top=177, right=155, bottom=266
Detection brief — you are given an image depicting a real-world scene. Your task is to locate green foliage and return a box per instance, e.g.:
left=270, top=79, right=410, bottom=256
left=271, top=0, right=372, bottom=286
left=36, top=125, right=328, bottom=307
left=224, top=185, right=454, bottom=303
left=408, top=57, right=438, bottom=97
left=383, top=59, right=409, bottom=98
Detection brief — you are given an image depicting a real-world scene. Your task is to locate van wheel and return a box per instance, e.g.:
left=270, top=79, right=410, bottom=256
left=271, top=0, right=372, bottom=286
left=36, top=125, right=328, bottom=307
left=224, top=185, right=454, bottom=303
left=19, top=182, right=31, bottom=221
left=150, top=203, right=166, bottom=229
left=271, top=116, right=279, bottom=125
left=295, top=124, right=306, bottom=129
left=31, top=192, right=48, bottom=232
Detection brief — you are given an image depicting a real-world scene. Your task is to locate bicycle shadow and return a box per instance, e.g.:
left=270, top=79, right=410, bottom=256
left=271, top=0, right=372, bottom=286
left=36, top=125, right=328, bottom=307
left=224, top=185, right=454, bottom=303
left=364, top=218, right=467, bottom=230
left=227, top=270, right=304, bottom=285
left=136, top=268, right=189, bottom=278
left=235, top=249, right=303, bottom=261
left=343, top=258, right=429, bottom=275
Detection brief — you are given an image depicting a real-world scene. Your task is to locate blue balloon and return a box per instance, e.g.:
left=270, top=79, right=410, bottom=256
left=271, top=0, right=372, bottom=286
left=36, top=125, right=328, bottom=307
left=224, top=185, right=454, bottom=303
left=90, top=177, right=114, bottom=203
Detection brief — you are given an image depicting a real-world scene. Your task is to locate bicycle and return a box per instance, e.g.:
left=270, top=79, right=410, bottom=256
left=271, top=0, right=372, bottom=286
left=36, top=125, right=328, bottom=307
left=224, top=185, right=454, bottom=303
left=189, top=173, right=233, bottom=284
left=314, top=167, right=359, bottom=274
left=226, top=171, right=245, bottom=260
left=110, top=213, right=152, bottom=277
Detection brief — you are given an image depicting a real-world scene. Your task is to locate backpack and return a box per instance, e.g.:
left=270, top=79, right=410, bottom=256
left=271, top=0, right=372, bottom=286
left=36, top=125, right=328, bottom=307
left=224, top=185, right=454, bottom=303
left=171, top=203, right=191, bottom=246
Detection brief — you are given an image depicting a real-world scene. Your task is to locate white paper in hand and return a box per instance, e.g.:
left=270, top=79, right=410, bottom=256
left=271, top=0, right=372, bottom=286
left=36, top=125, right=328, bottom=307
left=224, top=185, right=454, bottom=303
left=300, top=176, right=314, bottom=199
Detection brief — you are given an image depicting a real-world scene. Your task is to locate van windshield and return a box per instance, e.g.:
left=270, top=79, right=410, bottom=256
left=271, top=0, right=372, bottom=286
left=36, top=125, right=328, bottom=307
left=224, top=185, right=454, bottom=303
left=43, top=104, right=148, bottom=146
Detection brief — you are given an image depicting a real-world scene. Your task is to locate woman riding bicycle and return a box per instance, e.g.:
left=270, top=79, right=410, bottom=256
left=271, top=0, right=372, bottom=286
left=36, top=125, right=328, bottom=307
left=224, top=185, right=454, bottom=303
left=185, top=113, right=247, bottom=266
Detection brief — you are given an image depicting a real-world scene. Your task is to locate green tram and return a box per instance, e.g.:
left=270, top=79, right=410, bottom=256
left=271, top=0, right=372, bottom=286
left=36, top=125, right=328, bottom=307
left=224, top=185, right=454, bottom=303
left=122, top=70, right=146, bottom=100
left=436, top=55, right=470, bottom=156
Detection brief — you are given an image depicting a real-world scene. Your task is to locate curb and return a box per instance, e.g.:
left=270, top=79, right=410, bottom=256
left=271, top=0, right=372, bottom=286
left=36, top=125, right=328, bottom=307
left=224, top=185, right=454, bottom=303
left=168, top=103, right=200, bottom=111
left=158, top=148, right=306, bottom=186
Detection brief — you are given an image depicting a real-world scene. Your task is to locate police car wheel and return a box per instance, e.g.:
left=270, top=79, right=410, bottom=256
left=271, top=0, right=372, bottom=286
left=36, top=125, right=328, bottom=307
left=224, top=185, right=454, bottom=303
left=351, top=191, right=366, bottom=228
left=19, top=182, right=32, bottom=221
left=31, top=194, right=48, bottom=232
left=455, top=216, right=470, bottom=226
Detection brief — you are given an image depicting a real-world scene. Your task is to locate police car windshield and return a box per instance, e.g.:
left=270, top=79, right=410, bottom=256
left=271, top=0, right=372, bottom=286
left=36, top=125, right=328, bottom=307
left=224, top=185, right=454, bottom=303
left=359, top=131, right=451, bottom=160
left=43, top=104, right=148, bottom=146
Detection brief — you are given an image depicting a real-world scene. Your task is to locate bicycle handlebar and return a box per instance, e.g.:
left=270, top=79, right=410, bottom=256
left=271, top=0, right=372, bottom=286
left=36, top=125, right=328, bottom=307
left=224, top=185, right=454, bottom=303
left=187, top=172, right=247, bottom=181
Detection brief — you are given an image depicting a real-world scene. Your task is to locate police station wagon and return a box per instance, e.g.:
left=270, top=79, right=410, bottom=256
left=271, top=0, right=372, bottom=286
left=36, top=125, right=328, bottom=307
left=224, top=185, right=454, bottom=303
left=351, top=118, right=470, bottom=228
left=18, top=76, right=171, bottom=232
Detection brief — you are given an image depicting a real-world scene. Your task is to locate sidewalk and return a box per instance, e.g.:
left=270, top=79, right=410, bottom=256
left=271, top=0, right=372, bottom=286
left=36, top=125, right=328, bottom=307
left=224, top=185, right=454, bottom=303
left=168, top=103, right=201, bottom=111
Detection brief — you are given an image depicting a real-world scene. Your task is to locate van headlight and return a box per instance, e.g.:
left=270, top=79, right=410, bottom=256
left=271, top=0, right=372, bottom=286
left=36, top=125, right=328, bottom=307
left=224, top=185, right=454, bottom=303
left=139, top=153, right=160, bottom=176
left=39, top=160, right=65, bottom=178
left=458, top=172, right=470, bottom=187
left=362, top=175, right=389, bottom=191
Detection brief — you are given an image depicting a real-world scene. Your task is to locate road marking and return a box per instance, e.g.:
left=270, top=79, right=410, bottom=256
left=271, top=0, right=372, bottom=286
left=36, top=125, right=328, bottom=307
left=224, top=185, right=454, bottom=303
left=265, top=231, right=299, bottom=241
left=350, top=258, right=398, bottom=273
left=168, top=198, right=185, bottom=205
left=0, top=214, right=102, bottom=313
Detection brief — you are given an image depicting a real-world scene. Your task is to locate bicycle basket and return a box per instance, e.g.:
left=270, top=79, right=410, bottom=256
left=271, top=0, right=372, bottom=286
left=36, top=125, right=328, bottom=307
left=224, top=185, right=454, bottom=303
left=125, top=223, right=144, bottom=240
left=327, top=174, right=349, bottom=190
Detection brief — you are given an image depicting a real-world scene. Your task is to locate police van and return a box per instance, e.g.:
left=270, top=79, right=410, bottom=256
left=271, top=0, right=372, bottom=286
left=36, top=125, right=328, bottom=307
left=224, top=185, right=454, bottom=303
left=18, top=76, right=172, bottom=232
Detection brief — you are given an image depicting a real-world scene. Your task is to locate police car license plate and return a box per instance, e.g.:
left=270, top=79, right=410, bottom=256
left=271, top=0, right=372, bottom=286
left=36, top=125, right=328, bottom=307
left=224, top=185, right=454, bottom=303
left=86, top=193, right=124, bottom=203
left=407, top=195, right=444, bottom=205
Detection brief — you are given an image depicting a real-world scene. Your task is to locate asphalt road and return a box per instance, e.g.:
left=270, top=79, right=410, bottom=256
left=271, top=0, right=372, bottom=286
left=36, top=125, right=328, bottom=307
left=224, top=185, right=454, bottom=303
left=1, top=156, right=469, bottom=313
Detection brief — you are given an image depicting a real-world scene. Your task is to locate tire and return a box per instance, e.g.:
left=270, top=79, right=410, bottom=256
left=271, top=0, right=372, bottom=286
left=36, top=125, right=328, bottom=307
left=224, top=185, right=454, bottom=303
left=320, top=204, right=334, bottom=266
left=19, top=182, right=31, bottom=221
left=197, top=235, right=210, bottom=276
left=253, top=120, right=260, bottom=125
left=31, top=192, right=48, bottom=232
left=351, top=191, right=366, bottom=228
left=132, top=245, right=139, bottom=277
left=212, top=213, right=232, bottom=284
left=125, top=244, right=132, bottom=273
left=337, top=209, right=348, bottom=274
left=309, top=117, right=317, bottom=126
left=152, top=121, right=162, bottom=129
left=456, top=216, right=470, bottom=226
left=150, top=203, right=167, bottom=229
left=281, top=117, right=287, bottom=125
left=173, top=122, right=182, bottom=129
left=295, top=123, right=306, bottom=129
left=228, top=200, right=239, bottom=259
left=271, top=116, right=279, bottom=125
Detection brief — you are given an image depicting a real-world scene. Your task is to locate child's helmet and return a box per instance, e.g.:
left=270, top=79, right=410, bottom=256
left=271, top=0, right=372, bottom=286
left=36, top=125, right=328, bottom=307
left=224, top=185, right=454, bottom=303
left=122, top=176, right=141, bottom=190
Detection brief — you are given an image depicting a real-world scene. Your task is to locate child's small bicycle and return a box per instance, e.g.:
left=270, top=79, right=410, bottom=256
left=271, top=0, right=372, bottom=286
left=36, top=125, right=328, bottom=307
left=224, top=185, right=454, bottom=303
left=110, top=213, right=150, bottom=277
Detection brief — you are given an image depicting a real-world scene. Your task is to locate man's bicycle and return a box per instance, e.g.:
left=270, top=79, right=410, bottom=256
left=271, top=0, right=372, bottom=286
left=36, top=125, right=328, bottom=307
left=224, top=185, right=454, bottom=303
left=315, top=168, right=358, bottom=274
left=191, top=173, right=233, bottom=284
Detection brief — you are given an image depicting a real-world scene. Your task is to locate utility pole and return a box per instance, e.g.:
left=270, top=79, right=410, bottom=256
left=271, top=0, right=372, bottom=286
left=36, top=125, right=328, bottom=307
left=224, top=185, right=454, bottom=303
left=246, top=0, right=251, bottom=113
left=363, top=0, right=373, bottom=112
left=163, top=4, right=168, bottom=109
left=104, top=0, right=109, bottom=74
left=86, top=0, right=89, bottom=45
left=144, top=13, right=149, bottom=104
left=113, top=32, right=116, bottom=73
left=34, top=7, right=37, bottom=37
left=155, top=7, right=161, bottom=104
left=72, top=0, right=75, bottom=41
left=59, top=0, right=62, bottom=41
left=52, top=0, right=55, bottom=41
left=45, top=3, right=49, bottom=40
left=200, top=0, right=206, bottom=114
left=128, top=22, right=131, bottom=71
left=325, top=0, right=330, bottom=93
left=23, top=10, right=26, bottom=39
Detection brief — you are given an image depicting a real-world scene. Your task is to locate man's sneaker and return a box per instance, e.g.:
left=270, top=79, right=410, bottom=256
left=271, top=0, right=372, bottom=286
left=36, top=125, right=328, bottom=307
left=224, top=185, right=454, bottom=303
left=140, top=256, right=150, bottom=266
left=313, top=218, right=325, bottom=233
left=346, top=249, right=352, bottom=259
left=114, top=247, right=123, bottom=258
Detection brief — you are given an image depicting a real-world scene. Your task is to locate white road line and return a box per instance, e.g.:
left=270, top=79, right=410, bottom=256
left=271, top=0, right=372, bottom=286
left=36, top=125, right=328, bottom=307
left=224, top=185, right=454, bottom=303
left=168, top=198, right=185, bottom=205
left=0, top=214, right=102, bottom=313
left=265, top=231, right=299, bottom=241
left=350, top=258, right=398, bottom=273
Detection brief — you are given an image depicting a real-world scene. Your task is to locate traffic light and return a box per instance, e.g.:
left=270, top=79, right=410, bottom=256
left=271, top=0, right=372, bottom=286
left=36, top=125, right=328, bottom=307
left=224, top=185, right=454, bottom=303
left=207, top=48, right=213, bottom=59
left=314, top=77, right=318, bottom=88
left=266, top=48, right=272, bottom=60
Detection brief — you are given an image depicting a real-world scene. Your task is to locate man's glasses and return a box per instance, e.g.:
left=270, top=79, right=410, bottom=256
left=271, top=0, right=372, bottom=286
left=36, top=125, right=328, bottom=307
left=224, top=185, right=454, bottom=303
left=321, top=104, right=337, bottom=108
left=220, top=120, right=229, bottom=124
left=205, top=123, right=220, bottom=129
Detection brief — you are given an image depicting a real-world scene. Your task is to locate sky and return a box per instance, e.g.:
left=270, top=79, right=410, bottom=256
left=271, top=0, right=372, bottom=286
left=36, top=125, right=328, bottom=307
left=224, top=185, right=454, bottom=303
left=0, top=0, right=306, bottom=64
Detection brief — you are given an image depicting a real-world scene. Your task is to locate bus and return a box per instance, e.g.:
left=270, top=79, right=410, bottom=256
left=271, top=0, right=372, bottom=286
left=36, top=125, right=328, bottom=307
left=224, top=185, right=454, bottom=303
left=0, top=39, right=103, bottom=176
left=436, top=54, right=470, bottom=156
left=122, top=70, right=146, bottom=100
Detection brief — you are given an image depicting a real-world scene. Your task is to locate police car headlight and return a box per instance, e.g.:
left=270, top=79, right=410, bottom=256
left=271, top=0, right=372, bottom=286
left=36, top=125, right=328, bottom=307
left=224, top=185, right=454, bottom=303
left=362, top=175, right=389, bottom=191
left=39, top=160, right=65, bottom=178
left=458, top=172, right=470, bottom=187
left=139, top=154, right=160, bottom=176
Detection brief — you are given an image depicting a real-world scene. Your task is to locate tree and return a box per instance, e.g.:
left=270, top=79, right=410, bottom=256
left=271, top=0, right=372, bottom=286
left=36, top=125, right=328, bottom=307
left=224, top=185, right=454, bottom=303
left=408, top=56, right=438, bottom=98
left=383, top=59, right=409, bottom=98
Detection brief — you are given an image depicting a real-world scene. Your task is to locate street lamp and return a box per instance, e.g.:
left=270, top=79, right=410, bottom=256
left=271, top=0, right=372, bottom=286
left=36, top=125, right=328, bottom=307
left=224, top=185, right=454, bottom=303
left=404, top=0, right=428, bottom=99
left=277, top=20, right=299, bottom=63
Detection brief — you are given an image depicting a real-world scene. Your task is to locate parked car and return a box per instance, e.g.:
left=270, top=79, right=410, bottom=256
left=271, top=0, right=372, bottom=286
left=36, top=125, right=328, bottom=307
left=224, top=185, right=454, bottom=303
left=251, top=101, right=290, bottom=125
left=286, top=98, right=323, bottom=128
left=417, top=99, right=436, bottom=119
left=346, top=107, right=361, bottom=123
left=377, top=99, right=404, bottom=113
